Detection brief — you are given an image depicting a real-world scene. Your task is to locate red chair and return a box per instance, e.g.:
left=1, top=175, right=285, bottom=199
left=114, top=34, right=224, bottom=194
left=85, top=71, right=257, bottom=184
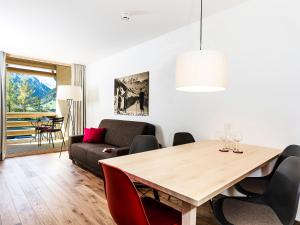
left=100, top=163, right=182, bottom=225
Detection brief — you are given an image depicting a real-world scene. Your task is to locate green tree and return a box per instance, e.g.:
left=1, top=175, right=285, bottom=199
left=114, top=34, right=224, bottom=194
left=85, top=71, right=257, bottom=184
left=32, top=97, right=42, bottom=112
left=18, top=79, right=34, bottom=112
left=6, top=75, right=19, bottom=112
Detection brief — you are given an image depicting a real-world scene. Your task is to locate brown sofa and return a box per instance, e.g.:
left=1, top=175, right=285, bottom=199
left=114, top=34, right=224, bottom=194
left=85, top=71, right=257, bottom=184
left=68, top=119, right=155, bottom=176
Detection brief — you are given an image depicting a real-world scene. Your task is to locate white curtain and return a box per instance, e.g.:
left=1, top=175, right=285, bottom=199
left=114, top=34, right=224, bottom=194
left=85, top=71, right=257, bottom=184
left=0, top=52, right=6, bottom=160
left=71, top=64, right=86, bottom=135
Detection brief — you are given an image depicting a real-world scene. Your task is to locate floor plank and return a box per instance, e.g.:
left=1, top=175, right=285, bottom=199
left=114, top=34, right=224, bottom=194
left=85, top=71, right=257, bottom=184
left=0, top=152, right=298, bottom=225
left=0, top=174, right=21, bottom=225
left=4, top=174, right=42, bottom=225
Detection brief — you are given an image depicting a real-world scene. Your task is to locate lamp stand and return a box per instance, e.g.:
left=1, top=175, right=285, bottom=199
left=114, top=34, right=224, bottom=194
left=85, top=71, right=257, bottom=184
left=64, top=99, right=75, bottom=138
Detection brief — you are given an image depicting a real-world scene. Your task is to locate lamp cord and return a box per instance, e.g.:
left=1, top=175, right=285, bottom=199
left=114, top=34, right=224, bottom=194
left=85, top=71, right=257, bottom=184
left=200, top=0, right=203, bottom=50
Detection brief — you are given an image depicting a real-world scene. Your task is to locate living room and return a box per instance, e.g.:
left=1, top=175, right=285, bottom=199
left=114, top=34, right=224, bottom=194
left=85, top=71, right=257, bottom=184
left=0, top=0, right=300, bottom=225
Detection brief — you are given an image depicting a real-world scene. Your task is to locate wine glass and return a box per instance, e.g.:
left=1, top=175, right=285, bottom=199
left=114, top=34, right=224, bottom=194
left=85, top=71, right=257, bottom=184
left=215, top=131, right=229, bottom=152
left=233, top=132, right=243, bottom=153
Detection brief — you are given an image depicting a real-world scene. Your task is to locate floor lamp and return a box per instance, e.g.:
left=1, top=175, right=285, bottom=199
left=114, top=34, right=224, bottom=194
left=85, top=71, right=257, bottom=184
left=57, top=85, right=83, bottom=143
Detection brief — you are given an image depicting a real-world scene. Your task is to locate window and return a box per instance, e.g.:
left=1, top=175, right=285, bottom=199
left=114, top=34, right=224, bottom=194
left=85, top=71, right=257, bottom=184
left=6, top=72, right=57, bottom=112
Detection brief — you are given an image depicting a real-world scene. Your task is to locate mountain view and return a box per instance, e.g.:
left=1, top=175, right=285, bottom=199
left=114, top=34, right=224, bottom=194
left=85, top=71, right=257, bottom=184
left=6, top=73, right=56, bottom=112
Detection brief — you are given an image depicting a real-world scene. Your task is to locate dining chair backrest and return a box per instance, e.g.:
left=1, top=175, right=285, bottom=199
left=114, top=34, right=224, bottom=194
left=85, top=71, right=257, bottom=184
left=269, top=144, right=300, bottom=177
left=264, top=156, right=300, bottom=225
left=173, top=132, right=195, bottom=146
left=101, top=163, right=150, bottom=225
left=129, top=135, right=159, bottom=155
left=50, top=117, right=64, bottom=129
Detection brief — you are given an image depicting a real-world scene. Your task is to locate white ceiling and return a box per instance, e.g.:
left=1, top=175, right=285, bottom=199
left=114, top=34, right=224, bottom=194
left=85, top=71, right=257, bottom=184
left=0, top=0, right=247, bottom=64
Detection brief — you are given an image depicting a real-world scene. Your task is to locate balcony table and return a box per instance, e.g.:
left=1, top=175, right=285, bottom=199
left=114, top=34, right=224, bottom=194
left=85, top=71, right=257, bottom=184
left=100, top=140, right=280, bottom=225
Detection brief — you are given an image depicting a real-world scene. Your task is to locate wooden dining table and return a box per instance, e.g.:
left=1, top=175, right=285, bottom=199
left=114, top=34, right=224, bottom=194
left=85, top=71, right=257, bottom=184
left=100, top=140, right=280, bottom=225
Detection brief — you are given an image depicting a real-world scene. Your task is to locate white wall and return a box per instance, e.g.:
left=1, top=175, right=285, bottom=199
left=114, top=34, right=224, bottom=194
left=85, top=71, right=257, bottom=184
left=87, top=0, right=300, bottom=148
left=87, top=0, right=300, bottom=219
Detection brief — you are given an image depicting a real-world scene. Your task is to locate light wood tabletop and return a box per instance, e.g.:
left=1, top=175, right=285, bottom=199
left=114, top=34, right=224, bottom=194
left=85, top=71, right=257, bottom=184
left=100, top=140, right=280, bottom=225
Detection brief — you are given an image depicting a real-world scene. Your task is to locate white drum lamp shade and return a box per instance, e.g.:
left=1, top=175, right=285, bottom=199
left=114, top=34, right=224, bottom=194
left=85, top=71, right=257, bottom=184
left=57, top=85, right=83, bottom=101
left=176, top=50, right=229, bottom=92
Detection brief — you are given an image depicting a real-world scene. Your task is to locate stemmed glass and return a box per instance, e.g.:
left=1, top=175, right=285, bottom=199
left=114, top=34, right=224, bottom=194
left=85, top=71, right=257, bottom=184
left=216, top=131, right=229, bottom=152
left=233, top=132, right=243, bottom=153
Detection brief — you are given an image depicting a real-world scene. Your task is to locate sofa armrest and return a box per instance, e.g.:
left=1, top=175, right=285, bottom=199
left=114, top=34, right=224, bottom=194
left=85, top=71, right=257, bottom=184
left=68, top=135, right=84, bottom=159
left=69, top=135, right=84, bottom=144
left=111, top=146, right=130, bottom=157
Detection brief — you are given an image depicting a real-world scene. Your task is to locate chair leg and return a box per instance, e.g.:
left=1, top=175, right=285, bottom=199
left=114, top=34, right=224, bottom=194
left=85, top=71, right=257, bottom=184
left=49, top=132, right=54, bottom=148
left=38, top=131, right=41, bottom=146
left=35, top=129, right=37, bottom=143
left=153, top=190, right=160, bottom=201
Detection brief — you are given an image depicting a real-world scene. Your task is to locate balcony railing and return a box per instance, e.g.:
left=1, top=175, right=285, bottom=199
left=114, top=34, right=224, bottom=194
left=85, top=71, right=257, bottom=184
left=7, top=112, right=56, bottom=141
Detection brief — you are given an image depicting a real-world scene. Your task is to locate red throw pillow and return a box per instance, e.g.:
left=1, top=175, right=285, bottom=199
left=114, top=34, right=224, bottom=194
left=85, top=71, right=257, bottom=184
left=83, top=128, right=91, bottom=142
left=83, top=128, right=106, bottom=143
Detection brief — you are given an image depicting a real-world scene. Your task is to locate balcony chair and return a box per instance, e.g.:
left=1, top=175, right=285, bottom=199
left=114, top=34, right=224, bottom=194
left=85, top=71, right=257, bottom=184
left=39, top=117, right=65, bottom=153
left=100, top=163, right=182, bottom=225
left=213, top=156, right=300, bottom=225
left=234, top=144, right=300, bottom=197
left=34, top=116, right=52, bottom=146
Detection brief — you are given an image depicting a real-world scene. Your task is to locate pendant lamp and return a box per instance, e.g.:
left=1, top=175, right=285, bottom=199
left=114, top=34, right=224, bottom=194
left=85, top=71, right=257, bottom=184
left=176, top=0, right=229, bottom=92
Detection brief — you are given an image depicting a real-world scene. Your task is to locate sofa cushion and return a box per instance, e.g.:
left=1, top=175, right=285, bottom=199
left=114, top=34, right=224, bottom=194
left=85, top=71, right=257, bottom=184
left=99, top=119, right=154, bottom=147
left=71, top=143, right=115, bottom=164
left=86, top=148, right=115, bottom=170
left=83, top=127, right=106, bottom=143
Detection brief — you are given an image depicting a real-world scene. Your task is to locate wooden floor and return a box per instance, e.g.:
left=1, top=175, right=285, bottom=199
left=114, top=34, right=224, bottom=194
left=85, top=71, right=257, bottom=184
left=0, top=152, right=298, bottom=225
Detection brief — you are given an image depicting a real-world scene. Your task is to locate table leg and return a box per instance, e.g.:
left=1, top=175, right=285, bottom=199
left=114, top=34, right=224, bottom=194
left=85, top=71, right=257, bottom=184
left=182, top=201, right=197, bottom=225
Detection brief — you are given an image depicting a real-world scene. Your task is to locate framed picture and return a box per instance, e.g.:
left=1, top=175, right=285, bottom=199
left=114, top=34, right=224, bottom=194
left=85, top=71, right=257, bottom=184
left=114, top=71, right=149, bottom=116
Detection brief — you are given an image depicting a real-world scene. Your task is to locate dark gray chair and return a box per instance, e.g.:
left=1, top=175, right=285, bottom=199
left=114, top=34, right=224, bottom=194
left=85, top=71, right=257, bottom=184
left=130, top=135, right=160, bottom=201
left=235, top=144, right=300, bottom=197
left=213, top=157, right=300, bottom=225
left=173, top=132, right=195, bottom=146
left=129, top=135, right=160, bottom=154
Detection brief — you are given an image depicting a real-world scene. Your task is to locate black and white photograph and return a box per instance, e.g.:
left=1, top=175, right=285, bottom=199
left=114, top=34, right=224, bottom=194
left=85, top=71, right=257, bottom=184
left=114, top=72, right=149, bottom=116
